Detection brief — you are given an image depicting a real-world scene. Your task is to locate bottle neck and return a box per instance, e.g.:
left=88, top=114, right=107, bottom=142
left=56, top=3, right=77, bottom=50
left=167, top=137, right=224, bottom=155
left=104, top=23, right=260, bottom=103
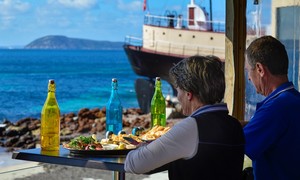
left=47, top=91, right=56, bottom=98
left=110, top=82, right=119, bottom=98
left=47, top=83, right=56, bottom=98
left=48, top=83, right=56, bottom=92
left=154, top=81, right=162, bottom=93
left=112, top=82, right=118, bottom=91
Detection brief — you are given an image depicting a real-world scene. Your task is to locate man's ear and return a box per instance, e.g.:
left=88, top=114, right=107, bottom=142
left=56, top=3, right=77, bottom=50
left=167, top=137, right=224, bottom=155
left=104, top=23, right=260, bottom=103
left=256, top=62, right=265, bottom=77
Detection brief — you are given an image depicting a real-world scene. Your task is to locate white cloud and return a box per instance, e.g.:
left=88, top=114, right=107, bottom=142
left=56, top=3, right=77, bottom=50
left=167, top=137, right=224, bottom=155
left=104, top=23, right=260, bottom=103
left=0, top=0, right=30, bottom=15
left=0, top=0, right=30, bottom=29
left=14, top=1, right=30, bottom=11
left=48, top=0, right=98, bottom=9
left=116, top=0, right=142, bottom=11
left=35, top=6, right=73, bottom=28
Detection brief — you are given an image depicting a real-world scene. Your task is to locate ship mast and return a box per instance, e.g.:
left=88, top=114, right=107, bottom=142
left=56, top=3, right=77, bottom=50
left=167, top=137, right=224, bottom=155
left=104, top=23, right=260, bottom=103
left=209, top=0, right=213, bottom=31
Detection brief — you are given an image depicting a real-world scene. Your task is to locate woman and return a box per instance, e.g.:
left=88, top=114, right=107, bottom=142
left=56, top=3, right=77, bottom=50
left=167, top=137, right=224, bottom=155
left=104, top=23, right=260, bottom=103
left=125, top=55, right=245, bottom=180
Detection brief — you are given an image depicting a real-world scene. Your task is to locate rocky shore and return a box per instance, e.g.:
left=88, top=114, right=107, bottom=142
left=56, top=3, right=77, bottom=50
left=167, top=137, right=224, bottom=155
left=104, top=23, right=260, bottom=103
left=0, top=107, right=182, bottom=152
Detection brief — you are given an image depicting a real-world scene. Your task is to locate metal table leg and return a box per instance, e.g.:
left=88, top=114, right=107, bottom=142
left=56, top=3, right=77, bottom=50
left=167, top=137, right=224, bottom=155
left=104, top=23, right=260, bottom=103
left=112, top=171, right=125, bottom=180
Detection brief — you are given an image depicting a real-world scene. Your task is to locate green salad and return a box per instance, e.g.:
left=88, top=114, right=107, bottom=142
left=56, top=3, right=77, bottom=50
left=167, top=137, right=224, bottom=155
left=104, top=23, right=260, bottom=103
left=64, top=134, right=103, bottom=150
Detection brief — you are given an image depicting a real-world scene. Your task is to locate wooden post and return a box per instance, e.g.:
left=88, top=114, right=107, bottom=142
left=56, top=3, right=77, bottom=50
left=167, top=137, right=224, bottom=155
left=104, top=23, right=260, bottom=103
left=224, top=0, right=247, bottom=121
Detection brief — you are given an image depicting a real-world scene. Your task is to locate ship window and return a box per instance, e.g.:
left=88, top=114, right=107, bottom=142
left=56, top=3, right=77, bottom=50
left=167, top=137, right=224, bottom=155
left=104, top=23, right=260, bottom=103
left=163, top=32, right=165, bottom=35
left=179, top=34, right=182, bottom=37
left=210, top=37, right=213, bottom=40
left=192, top=35, right=195, bottom=38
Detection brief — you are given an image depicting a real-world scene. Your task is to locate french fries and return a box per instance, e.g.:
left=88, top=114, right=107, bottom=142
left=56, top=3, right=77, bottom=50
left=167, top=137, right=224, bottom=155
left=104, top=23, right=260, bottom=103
left=100, top=133, right=142, bottom=145
left=140, top=126, right=171, bottom=140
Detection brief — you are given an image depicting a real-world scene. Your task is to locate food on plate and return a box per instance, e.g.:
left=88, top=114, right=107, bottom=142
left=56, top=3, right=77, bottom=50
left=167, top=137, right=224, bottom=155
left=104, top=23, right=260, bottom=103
left=63, top=126, right=171, bottom=151
left=63, top=134, right=102, bottom=150
left=101, top=133, right=142, bottom=145
left=139, top=125, right=171, bottom=141
left=102, top=144, right=119, bottom=150
left=64, top=133, right=139, bottom=151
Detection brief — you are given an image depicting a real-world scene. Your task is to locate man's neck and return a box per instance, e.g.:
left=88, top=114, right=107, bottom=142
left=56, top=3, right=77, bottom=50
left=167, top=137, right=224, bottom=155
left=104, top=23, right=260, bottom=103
left=264, top=75, right=289, bottom=96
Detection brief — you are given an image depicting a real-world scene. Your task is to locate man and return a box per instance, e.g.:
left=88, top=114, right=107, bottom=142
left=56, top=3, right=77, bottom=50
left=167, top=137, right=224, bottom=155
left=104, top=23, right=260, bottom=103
left=244, top=36, right=300, bottom=179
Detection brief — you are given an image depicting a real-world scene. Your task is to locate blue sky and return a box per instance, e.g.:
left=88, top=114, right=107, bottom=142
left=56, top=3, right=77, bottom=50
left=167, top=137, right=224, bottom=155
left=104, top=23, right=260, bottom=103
left=0, top=0, right=226, bottom=46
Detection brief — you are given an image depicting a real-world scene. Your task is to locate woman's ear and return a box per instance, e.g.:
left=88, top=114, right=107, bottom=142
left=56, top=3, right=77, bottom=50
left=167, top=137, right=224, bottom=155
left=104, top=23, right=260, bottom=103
left=187, top=91, right=193, bottom=101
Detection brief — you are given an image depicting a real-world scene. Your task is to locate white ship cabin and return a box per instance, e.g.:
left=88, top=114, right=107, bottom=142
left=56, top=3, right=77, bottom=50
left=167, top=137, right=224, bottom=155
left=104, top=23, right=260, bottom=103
left=125, top=0, right=226, bottom=60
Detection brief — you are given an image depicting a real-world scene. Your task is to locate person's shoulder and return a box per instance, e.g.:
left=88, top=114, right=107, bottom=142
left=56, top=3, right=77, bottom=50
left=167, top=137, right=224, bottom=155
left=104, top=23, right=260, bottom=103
left=283, top=88, right=300, bottom=99
left=229, top=115, right=243, bottom=124
left=171, top=117, right=198, bottom=132
left=273, top=89, right=300, bottom=106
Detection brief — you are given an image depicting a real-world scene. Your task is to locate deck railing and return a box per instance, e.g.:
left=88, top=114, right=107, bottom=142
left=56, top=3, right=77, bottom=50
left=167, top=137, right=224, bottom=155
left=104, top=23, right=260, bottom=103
left=124, top=36, right=143, bottom=47
left=144, top=14, right=225, bottom=32
left=124, top=36, right=225, bottom=58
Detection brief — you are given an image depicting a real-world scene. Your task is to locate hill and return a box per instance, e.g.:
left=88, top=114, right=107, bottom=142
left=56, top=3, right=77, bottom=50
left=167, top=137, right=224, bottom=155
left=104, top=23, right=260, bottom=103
left=24, top=35, right=123, bottom=50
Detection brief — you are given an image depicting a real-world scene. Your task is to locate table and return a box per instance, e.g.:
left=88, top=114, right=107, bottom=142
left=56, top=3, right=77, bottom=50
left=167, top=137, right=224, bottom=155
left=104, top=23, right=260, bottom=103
left=12, top=146, right=127, bottom=180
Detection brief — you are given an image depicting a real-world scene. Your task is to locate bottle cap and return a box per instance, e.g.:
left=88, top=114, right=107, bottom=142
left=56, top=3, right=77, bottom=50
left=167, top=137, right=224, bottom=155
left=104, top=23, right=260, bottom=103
left=49, top=79, right=55, bottom=84
left=156, top=77, right=161, bottom=81
left=112, top=78, right=117, bottom=82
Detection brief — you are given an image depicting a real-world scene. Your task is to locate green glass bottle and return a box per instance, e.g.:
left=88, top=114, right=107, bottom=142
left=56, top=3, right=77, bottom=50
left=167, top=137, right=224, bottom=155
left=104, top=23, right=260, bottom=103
left=150, top=77, right=166, bottom=127
left=41, top=79, right=60, bottom=151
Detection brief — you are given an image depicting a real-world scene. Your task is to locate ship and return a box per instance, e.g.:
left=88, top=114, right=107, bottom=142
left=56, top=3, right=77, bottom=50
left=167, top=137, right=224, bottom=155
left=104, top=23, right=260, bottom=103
left=123, top=0, right=225, bottom=113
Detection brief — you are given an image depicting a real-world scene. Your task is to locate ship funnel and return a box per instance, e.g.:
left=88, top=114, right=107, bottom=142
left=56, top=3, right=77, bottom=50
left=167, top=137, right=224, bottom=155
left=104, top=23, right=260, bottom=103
left=187, top=1, right=210, bottom=30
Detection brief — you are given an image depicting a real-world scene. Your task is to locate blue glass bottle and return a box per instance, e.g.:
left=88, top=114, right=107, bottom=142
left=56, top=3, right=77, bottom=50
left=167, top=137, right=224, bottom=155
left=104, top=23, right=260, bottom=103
left=106, top=78, right=123, bottom=135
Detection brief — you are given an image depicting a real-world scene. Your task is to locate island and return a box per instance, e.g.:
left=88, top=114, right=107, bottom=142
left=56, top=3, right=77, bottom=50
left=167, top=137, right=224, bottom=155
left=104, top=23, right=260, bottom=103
left=24, top=35, right=123, bottom=50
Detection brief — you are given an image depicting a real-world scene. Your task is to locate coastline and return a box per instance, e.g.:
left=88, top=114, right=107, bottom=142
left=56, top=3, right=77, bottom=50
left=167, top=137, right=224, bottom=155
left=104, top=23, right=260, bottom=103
left=0, top=107, right=182, bottom=152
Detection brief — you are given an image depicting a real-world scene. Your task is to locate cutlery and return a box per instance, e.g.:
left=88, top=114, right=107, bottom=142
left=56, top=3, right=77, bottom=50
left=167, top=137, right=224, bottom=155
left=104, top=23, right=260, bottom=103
left=123, top=137, right=140, bottom=145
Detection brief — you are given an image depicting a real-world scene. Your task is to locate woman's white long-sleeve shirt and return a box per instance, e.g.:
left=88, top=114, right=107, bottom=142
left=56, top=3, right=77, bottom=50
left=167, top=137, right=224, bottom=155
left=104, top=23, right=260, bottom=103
left=124, top=116, right=199, bottom=174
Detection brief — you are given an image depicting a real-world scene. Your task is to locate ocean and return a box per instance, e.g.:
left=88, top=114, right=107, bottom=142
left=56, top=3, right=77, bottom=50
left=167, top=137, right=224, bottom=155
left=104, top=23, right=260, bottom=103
left=3, top=49, right=296, bottom=123
left=0, top=49, right=172, bottom=123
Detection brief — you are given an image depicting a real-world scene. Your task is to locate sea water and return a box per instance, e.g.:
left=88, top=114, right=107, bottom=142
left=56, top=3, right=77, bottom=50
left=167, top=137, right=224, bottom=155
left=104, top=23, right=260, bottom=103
left=0, top=49, right=172, bottom=123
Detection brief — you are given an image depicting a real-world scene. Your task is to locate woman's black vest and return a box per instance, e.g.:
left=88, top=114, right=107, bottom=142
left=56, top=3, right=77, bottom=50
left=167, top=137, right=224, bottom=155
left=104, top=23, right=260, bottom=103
left=168, top=111, right=245, bottom=180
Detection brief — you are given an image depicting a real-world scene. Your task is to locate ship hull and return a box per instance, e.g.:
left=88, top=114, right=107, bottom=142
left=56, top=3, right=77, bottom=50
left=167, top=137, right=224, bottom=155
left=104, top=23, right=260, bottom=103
left=123, top=44, right=185, bottom=84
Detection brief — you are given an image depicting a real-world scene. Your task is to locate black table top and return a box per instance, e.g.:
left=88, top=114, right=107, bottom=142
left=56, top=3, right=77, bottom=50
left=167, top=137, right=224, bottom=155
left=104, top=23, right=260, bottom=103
left=12, top=146, right=127, bottom=172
